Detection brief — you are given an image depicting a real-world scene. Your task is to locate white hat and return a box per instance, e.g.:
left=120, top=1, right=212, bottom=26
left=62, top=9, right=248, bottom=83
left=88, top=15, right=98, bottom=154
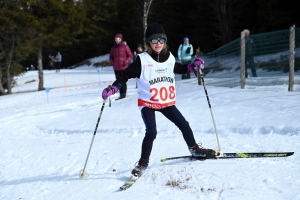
left=243, top=29, right=250, bottom=34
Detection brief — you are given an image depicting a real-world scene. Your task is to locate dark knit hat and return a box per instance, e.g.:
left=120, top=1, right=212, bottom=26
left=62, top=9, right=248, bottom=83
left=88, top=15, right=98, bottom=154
left=145, top=23, right=167, bottom=43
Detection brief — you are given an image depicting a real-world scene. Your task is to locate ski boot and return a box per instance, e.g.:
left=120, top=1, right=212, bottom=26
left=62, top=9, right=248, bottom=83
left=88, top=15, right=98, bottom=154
left=131, top=158, right=149, bottom=177
left=116, top=94, right=126, bottom=100
left=189, top=143, right=217, bottom=159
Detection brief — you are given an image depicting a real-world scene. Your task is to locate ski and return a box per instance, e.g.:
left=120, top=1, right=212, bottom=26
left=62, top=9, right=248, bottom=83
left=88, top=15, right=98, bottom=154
left=120, top=152, right=294, bottom=190
left=161, top=152, right=294, bottom=162
left=119, top=174, right=140, bottom=191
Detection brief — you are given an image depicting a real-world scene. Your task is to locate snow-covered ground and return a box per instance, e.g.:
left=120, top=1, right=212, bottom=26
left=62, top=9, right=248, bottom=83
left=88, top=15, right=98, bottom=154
left=0, top=57, right=299, bottom=200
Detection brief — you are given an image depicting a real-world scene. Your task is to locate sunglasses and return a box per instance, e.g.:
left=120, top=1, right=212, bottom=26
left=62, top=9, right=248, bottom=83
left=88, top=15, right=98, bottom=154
left=150, top=38, right=166, bottom=44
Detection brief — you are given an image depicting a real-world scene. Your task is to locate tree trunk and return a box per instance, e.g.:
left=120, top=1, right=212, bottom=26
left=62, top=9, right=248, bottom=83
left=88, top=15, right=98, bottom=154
left=4, top=26, right=14, bottom=94
left=143, top=0, right=154, bottom=47
left=218, top=0, right=230, bottom=45
left=210, top=0, right=244, bottom=45
left=5, top=57, right=12, bottom=94
left=0, top=58, right=6, bottom=95
left=38, top=41, right=44, bottom=91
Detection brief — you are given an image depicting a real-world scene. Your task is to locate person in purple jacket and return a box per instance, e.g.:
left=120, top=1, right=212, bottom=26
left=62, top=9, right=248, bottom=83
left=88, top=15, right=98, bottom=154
left=109, top=33, right=133, bottom=100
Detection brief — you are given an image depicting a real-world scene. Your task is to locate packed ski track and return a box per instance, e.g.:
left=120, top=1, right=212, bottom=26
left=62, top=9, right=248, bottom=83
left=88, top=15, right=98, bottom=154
left=0, top=65, right=299, bottom=200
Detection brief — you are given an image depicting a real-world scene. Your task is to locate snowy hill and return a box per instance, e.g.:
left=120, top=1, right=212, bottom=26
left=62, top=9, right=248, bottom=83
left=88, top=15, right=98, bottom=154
left=0, top=55, right=299, bottom=200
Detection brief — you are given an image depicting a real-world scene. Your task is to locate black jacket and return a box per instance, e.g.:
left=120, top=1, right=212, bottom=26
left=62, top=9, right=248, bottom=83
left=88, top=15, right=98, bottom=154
left=112, top=51, right=189, bottom=89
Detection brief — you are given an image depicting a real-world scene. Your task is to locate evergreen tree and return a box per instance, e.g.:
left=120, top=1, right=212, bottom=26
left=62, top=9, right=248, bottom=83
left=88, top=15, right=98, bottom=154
left=70, top=0, right=119, bottom=62
left=0, top=0, right=36, bottom=94
left=28, top=0, right=86, bottom=90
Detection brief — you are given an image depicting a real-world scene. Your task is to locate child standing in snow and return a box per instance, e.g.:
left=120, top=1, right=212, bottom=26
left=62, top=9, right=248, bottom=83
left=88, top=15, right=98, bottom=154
left=102, top=23, right=216, bottom=176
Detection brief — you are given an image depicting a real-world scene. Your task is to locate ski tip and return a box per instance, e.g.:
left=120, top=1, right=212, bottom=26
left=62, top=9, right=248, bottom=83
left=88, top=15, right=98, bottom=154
left=161, top=158, right=168, bottom=162
left=215, top=152, right=221, bottom=156
left=120, top=186, right=126, bottom=190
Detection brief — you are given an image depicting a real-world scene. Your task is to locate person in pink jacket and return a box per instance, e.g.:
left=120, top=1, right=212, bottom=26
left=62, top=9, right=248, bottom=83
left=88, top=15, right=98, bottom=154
left=109, top=33, right=133, bottom=100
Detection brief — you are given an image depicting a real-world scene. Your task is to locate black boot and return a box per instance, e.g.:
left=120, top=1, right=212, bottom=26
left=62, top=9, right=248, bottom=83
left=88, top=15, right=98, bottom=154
left=131, top=158, right=149, bottom=177
left=116, top=94, right=126, bottom=100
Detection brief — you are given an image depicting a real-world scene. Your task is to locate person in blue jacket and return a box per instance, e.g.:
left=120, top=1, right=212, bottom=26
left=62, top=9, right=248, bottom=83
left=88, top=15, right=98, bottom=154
left=177, top=37, right=194, bottom=79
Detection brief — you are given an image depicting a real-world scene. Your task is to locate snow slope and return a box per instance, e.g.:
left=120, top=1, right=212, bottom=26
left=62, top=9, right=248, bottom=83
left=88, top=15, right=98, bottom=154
left=0, top=61, right=299, bottom=200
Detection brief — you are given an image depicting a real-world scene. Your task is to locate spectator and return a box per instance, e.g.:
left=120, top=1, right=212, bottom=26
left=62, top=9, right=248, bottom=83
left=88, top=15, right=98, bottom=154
left=133, top=44, right=144, bottom=88
left=134, top=44, right=144, bottom=61
left=48, top=54, right=55, bottom=70
left=55, top=52, right=62, bottom=73
left=243, top=29, right=257, bottom=77
left=102, top=23, right=216, bottom=177
left=177, top=37, right=194, bottom=79
left=109, top=33, right=133, bottom=100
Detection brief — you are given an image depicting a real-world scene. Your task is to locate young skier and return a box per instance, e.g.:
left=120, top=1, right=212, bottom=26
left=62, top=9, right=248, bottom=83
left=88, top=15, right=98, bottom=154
left=102, top=23, right=216, bottom=176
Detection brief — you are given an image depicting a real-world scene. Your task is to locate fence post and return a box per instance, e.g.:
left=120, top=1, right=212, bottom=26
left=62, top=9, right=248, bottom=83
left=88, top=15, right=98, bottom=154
left=288, top=25, right=295, bottom=92
left=196, top=47, right=202, bottom=85
left=240, top=31, right=246, bottom=89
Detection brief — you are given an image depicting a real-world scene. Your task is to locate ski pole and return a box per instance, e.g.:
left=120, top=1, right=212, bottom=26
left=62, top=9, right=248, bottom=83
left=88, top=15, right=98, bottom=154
left=79, top=100, right=106, bottom=179
left=198, top=67, right=222, bottom=152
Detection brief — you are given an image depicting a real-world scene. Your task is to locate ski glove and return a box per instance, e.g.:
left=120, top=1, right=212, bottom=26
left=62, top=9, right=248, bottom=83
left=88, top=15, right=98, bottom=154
left=102, top=85, right=118, bottom=100
left=188, top=58, right=205, bottom=73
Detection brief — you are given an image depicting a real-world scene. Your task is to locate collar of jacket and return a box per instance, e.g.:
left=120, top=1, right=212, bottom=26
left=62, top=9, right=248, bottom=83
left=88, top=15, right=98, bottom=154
left=150, top=51, right=170, bottom=63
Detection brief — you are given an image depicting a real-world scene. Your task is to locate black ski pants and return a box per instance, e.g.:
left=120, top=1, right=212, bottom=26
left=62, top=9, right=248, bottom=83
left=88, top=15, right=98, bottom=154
left=140, top=105, right=196, bottom=159
left=114, top=70, right=127, bottom=96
